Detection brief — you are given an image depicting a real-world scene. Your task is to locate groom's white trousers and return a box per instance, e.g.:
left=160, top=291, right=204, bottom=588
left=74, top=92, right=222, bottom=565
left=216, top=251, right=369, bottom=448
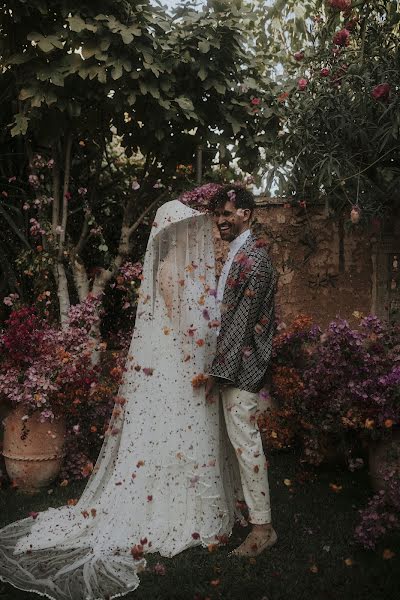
left=220, top=386, right=271, bottom=525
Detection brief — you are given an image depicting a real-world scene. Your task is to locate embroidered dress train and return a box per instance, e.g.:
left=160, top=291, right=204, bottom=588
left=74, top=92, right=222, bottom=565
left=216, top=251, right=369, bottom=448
left=0, top=201, right=241, bottom=600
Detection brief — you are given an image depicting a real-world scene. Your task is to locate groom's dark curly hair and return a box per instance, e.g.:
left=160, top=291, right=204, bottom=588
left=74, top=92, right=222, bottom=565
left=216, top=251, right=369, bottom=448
left=209, top=184, right=256, bottom=215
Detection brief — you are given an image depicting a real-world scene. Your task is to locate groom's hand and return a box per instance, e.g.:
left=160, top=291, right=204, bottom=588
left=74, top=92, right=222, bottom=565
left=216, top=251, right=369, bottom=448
left=205, top=375, right=218, bottom=404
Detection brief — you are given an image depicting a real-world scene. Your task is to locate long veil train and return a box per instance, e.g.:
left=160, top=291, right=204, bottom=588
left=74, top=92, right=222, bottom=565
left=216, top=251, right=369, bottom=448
left=0, top=200, right=241, bottom=600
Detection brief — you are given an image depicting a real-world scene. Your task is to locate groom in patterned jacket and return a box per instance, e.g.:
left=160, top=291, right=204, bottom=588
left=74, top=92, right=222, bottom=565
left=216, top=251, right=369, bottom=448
left=205, top=184, right=277, bottom=557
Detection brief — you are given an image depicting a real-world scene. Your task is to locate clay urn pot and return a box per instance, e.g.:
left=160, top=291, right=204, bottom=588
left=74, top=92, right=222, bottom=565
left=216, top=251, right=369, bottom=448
left=2, top=405, right=66, bottom=494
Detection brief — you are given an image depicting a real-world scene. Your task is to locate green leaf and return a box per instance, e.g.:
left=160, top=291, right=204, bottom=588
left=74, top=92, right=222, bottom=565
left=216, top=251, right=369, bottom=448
left=67, top=15, right=97, bottom=33
left=42, top=90, right=58, bottom=105
left=100, top=38, right=111, bottom=51
left=111, top=63, right=123, bottom=80
left=19, top=87, right=36, bottom=101
left=82, top=42, right=101, bottom=59
left=120, top=30, right=134, bottom=44
left=231, top=118, right=241, bottom=135
left=27, top=32, right=64, bottom=53
left=8, top=52, right=34, bottom=65
left=10, top=114, right=29, bottom=137
left=51, top=72, right=65, bottom=87
left=97, top=67, right=107, bottom=84
left=87, top=65, right=103, bottom=80
left=140, top=49, right=153, bottom=64
left=139, top=81, right=148, bottom=95
left=198, top=40, right=210, bottom=53
left=213, top=81, right=226, bottom=94
left=122, top=59, right=132, bottom=72
left=175, top=96, right=194, bottom=112
left=198, top=64, right=207, bottom=81
left=148, top=83, right=160, bottom=99
left=31, top=95, right=44, bottom=108
left=150, top=64, right=161, bottom=78
left=159, top=98, right=171, bottom=109
left=67, top=101, right=81, bottom=117
left=36, top=37, right=55, bottom=53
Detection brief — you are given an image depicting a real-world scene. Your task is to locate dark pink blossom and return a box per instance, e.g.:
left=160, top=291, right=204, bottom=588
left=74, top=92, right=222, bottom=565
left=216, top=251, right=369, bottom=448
left=327, top=0, right=351, bottom=10
left=298, top=78, right=308, bottom=91
left=227, top=189, right=236, bottom=202
left=345, top=18, right=358, bottom=32
left=320, top=67, right=330, bottom=77
left=371, top=83, right=391, bottom=102
left=153, top=563, right=166, bottom=575
left=294, top=51, right=304, bottom=61
left=28, top=174, right=40, bottom=188
left=333, top=28, right=350, bottom=47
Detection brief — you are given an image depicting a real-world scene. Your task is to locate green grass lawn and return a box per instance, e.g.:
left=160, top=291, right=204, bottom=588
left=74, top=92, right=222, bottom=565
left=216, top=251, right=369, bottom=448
left=1, top=450, right=399, bottom=600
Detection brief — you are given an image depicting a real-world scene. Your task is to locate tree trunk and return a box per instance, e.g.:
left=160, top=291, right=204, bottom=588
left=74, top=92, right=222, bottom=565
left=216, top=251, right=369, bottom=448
left=71, top=257, right=90, bottom=302
left=54, top=262, right=70, bottom=329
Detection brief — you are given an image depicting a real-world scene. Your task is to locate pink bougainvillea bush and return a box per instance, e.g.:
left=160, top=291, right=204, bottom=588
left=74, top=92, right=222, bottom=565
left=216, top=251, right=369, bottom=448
left=0, top=296, right=128, bottom=482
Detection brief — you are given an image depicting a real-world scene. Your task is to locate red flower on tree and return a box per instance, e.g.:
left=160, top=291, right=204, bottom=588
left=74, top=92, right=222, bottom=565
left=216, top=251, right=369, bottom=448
left=333, top=28, right=350, bottom=47
left=371, top=83, right=391, bottom=102
left=298, top=78, right=308, bottom=91
left=294, top=51, right=304, bottom=61
left=328, top=0, right=351, bottom=10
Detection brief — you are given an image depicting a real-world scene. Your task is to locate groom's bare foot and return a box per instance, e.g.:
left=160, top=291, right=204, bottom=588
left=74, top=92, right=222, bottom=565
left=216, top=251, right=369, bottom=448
left=230, top=524, right=277, bottom=557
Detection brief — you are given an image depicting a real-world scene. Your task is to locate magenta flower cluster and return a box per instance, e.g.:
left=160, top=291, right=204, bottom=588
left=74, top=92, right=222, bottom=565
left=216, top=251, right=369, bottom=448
left=179, top=183, right=223, bottom=211
left=0, top=296, right=102, bottom=422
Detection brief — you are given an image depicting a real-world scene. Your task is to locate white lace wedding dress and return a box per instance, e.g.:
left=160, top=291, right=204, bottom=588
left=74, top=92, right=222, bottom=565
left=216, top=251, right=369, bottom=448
left=0, top=201, right=242, bottom=599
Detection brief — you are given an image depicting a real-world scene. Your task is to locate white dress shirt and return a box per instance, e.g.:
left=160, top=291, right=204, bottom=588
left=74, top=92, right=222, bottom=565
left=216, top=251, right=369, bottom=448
left=217, top=228, right=251, bottom=305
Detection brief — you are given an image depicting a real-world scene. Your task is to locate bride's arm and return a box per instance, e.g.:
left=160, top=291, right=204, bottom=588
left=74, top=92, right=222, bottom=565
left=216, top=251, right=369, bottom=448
left=158, top=258, right=175, bottom=319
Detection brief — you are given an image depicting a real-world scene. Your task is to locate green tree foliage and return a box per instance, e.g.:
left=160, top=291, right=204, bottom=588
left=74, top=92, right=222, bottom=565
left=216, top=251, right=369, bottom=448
left=0, top=0, right=278, bottom=324
left=254, top=0, right=400, bottom=219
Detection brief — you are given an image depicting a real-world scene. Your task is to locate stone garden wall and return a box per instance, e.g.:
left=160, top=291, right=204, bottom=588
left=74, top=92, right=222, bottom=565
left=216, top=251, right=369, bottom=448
left=215, top=198, right=400, bottom=328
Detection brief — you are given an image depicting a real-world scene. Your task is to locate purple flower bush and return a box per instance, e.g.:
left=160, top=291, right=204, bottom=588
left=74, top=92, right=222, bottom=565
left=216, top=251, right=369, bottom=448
left=268, top=314, right=400, bottom=549
left=267, top=314, right=400, bottom=463
left=0, top=296, right=127, bottom=481
left=355, top=466, right=400, bottom=549
left=301, top=316, right=400, bottom=443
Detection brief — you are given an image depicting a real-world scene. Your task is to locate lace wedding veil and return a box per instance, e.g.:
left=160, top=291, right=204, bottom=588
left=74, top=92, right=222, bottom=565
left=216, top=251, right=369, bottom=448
left=0, top=200, right=238, bottom=600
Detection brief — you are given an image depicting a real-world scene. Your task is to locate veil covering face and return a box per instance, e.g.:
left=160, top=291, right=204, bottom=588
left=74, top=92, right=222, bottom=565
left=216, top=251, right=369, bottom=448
left=0, top=200, right=241, bottom=600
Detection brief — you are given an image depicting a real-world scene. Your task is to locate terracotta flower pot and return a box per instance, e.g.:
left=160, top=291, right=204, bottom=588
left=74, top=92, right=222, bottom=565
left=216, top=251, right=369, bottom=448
left=368, top=430, right=400, bottom=494
left=2, top=405, right=66, bottom=494
left=0, top=400, right=12, bottom=478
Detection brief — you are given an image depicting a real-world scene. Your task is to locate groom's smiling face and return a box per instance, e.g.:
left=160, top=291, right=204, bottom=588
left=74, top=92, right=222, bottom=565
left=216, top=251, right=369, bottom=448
left=213, top=200, right=251, bottom=242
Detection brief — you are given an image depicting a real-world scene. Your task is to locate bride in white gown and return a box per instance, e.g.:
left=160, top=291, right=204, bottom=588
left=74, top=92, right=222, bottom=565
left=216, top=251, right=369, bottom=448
left=0, top=200, right=242, bottom=600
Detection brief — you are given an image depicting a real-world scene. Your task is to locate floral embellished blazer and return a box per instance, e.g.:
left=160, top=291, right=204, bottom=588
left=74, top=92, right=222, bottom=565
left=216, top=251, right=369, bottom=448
left=210, top=233, right=277, bottom=393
